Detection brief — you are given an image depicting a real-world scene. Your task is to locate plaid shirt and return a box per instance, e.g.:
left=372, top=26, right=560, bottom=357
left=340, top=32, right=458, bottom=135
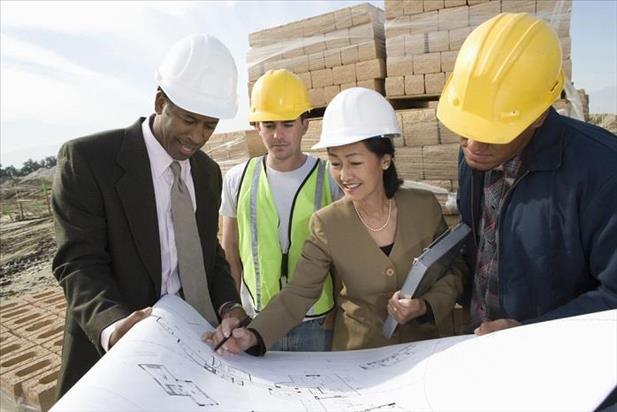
left=470, top=156, right=522, bottom=327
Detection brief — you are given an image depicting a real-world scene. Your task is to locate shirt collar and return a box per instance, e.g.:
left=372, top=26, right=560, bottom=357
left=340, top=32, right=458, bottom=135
left=142, top=116, right=190, bottom=179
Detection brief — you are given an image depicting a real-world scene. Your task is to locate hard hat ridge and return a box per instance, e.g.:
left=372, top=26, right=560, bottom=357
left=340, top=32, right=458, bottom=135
left=249, top=69, right=312, bottom=122
left=156, top=33, right=238, bottom=119
left=437, top=13, right=563, bottom=144
left=313, top=87, right=401, bottom=150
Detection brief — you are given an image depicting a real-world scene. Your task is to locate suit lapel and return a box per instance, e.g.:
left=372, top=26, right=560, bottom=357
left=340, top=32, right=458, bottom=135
left=115, top=118, right=162, bottom=293
left=389, top=191, right=406, bottom=264
left=343, top=200, right=392, bottom=264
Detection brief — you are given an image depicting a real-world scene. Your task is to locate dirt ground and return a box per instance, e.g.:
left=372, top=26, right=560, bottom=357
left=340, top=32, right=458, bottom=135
left=0, top=217, right=57, bottom=299
left=0, top=169, right=58, bottom=301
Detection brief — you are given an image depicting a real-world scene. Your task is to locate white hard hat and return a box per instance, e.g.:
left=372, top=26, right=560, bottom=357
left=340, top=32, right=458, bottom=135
left=155, top=33, right=238, bottom=119
left=312, top=87, right=400, bottom=150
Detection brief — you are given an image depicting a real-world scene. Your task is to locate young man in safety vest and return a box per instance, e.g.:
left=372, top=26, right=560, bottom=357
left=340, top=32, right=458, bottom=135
left=437, top=13, right=617, bottom=336
left=220, top=69, right=340, bottom=351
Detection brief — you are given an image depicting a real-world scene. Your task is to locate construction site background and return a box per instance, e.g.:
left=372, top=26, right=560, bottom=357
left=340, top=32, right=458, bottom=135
left=2, top=1, right=616, bottom=411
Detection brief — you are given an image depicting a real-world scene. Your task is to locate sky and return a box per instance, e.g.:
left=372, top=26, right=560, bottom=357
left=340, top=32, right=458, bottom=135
left=1, top=0, right=616, bottom=168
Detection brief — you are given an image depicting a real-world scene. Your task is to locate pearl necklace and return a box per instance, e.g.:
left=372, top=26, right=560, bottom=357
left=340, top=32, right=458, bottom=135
left=353, top=198, right=392, bottom=232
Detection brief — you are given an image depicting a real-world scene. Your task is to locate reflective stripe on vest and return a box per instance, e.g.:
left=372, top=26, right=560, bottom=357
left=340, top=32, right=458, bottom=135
left=237, top=156, right=335, bottom=316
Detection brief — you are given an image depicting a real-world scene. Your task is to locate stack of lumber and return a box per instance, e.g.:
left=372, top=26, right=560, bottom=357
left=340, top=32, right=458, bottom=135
left=577, top=89, right=590, bottom=121
left=383, top=0, right=573, bottom=98
left=233, top=0, right=580, bottom=220
left=201, top=130, right=266, bottom=176
left=247, top=3, right=387, bottom=108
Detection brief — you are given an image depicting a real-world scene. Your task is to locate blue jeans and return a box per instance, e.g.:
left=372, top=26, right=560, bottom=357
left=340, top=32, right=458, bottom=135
left=270, top=317, right=332, bottom=352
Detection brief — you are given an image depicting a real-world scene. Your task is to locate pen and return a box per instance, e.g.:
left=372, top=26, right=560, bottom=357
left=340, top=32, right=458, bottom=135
left=213, top=316, right=251, bottom=351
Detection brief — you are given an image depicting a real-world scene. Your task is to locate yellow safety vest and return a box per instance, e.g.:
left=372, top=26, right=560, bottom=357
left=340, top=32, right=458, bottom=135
left=237, top=156, right=335, bottom=316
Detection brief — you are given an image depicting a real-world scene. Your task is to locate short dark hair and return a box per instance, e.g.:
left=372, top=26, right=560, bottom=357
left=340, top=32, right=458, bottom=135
left=362, top=137, right=402, bottom=198
left=157, top=86, right=174, bottom=102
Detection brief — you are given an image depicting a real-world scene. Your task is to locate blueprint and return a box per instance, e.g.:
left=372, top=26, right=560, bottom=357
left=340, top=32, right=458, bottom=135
left=51, top=295, right=617, bottom=411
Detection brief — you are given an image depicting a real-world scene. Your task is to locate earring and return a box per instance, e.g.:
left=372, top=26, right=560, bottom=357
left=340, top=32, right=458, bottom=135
left=383, top=164, right=389, bottom=170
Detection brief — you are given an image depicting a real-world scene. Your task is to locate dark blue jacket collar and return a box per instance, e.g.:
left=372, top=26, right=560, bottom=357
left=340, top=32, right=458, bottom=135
left=521, top=107, right=564, bottom=172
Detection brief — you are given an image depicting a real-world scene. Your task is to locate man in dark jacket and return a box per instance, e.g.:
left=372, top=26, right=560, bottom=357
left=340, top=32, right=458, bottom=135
left=437, top=13, right=617, bottom=335
left=52, top=34, right=246, bottom=399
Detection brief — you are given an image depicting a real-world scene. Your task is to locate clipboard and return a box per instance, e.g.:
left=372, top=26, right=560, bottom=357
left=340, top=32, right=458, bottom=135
left=382, top=222, right=471, bottom=339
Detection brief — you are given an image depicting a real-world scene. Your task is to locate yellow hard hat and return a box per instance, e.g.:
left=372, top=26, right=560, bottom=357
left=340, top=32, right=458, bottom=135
left=249, top=69, right=312, bottom=122
left=437, top=13, right=564, bottom=144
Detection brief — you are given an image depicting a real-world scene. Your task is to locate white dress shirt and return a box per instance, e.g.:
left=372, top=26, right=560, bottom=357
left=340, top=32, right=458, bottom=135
left=100, top=117, right=197, bottom=351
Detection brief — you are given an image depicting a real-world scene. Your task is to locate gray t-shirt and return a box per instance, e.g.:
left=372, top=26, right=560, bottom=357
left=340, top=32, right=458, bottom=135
left=220, top=154, right=341, bottom=252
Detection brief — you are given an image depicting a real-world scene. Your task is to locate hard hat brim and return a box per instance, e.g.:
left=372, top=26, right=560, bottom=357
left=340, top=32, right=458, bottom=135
left=248, top=108, right=311, bottom=123
left=159, top=79, right=238, bottom=120
left=311, top=132, right=401, bottom=150
left=436, top=73, right=563, bottom=145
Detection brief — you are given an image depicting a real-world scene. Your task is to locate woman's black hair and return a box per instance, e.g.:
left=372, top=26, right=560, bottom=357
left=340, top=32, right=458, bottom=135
left=362, top=136, right=402, bottom=198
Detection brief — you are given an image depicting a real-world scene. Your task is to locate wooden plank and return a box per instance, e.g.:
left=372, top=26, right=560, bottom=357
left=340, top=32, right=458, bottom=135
left=324, top=49, right=342, bottom=68
left=309, top=88, right=326, bottom=107
left=386, top=36, right=405, bottom=57
left=387, top=56, right=414, bottom=77
left=356, top=79, right=386, bottom=95
left=423, top=0, right=445, bottom=12
left=410, top=11, right=438, bottom=34
left=560, top=36, right=571, bottom=60
left=349, top=23, right=380, bottom=45
left=401, top=108, right=439, bottom=147
left=438, top=5, right=469, bottom=31
left=438, top=120, right=459, bottom=144
left=444, top=0, right=466, bottom=7
left=428, top=30, right=449, bottom=52
left=308, top=51, right=326, bottom=71
left=405, top=33, right=427, bottom=55
left=413, top=52, right=441, bottom=74
left=395, top=146, right=424, bottom=180
left=501, top=0, right=535, bottom=14
left=324, top=85, right=341, bottom=103
left=341, top=44, right=359, bottom=65
left=469, top=1, right=501, bottom=26
left=423, top=143, right=459, bottom=180
left=332, top=64, right=357, bottom=85
left=385, top=15, right=410, bottom=39
left=297, top=72, right=312, bottom=89
left=356, top=59, right=386, bottom=81
left=386, top=76, right=406, bottom=97
left=334, top=7, right=353, bottom=29
left=358, top=40, right=386, bottom=62
left=311, top=68, right=333, bottom=88
left=441, top=50, right=458, bottom=72
left=326, top=28, right=350, bottom=50
left=385, top=0, right=404, bottom=19
left=290, top=55, right=309, bottom=74
left=404, top=74, right=425, bottom=95
left=449, top=26, right=472, bottom=51
left=403, top=0, right=424, bottom=16
left=304, top=34, right=326, bottom=54
left=340, top=81, right=357, bottom=91
left=425, top=72, right=445, bottom=94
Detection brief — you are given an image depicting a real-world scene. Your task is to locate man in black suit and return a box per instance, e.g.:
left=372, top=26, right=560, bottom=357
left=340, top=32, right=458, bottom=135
left=51, top=33, right=245, bottom=399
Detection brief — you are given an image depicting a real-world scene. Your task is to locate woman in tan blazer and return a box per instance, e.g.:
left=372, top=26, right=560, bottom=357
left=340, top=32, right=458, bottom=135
left=205, top=88, right=463, bottom=353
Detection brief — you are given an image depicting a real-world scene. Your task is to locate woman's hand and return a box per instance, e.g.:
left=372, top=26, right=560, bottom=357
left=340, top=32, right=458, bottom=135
left=387, top=290, right=427, bottom=324
left=202, top=315, right=257, bottom=355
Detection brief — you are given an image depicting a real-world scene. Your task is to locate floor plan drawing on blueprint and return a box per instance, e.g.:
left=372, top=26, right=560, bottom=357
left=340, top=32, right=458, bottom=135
left=51, top=295, right=617, bottom=412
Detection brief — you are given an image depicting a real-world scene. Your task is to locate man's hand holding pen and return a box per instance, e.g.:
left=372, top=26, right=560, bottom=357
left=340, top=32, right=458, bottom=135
left=202, top=310, right=257, bottom=354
